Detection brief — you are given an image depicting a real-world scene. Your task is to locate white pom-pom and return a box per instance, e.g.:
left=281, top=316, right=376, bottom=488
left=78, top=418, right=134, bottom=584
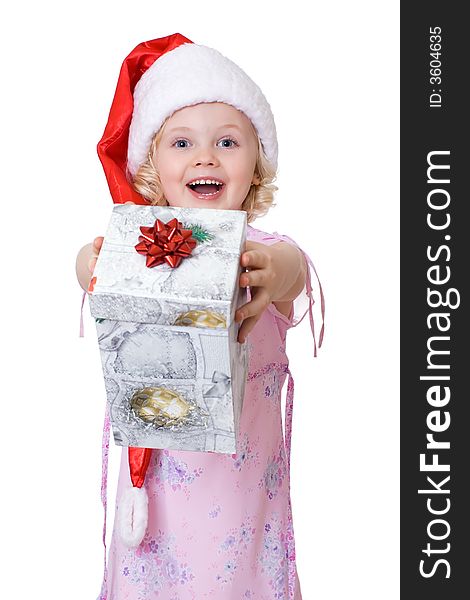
left=117, top=486, right=149, bottom=548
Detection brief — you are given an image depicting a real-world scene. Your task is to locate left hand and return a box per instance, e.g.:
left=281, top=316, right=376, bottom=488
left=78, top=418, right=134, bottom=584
left=235, top=241, right=281, bottom=343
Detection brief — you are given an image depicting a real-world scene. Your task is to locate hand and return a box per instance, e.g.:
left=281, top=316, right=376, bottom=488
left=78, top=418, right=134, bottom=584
left=88, top=236, right=104, bottom=276
left=235, top=241, right=281, bottom=343
left=75, top=236, right=104, bottom=292
left=77, top=202, right=136, bottom=291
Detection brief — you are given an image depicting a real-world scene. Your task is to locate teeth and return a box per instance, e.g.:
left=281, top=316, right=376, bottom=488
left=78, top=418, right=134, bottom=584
left=189, top=179, right=224, bottom=186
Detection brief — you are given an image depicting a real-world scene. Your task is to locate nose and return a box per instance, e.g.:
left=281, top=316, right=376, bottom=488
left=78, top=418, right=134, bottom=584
left=193, top=146, right=219, bottom=167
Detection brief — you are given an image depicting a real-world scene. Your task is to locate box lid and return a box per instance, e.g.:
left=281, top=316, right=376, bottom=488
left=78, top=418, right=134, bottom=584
left=89, top=205, right=247, bottom=326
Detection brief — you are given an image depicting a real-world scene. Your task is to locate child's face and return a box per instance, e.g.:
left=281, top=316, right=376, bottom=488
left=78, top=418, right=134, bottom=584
left=153, top=102, right=260, bottom=211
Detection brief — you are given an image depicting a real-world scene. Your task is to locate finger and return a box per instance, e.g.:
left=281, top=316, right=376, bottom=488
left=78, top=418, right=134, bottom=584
left=239, top=268, right=271, bottom=289
left=240, top=249, right=269, bottom=269
left=93, top=236, right=104, bottom=251
left=236, top=288, right=270, bottom=322
left=239, top=271, right=250, bottom=288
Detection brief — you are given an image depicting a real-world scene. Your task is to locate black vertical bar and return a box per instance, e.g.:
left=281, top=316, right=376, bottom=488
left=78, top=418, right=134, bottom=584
left=401, top=4, right=469, bottom=599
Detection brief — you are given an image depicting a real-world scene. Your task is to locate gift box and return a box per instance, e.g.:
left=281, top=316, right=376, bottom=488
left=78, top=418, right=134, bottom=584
left=89, top=205, right=248, bottom=454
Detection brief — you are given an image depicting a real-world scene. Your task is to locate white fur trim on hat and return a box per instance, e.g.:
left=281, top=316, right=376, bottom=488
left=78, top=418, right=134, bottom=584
left=127, top=43, right=278, bottom=176
left=117, top=486, right=149, bottom=548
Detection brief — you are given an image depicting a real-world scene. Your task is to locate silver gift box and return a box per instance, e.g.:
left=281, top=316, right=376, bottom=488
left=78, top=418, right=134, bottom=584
left=89, top=205, right=248, bottom=454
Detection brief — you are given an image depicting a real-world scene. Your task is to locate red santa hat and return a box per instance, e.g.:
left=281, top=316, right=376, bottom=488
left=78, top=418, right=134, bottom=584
left=97, top=33, right=278, bottom=548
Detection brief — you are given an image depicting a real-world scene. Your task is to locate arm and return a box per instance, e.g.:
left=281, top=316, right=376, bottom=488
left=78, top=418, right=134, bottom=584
left=269, top=242, right=307, bottom=302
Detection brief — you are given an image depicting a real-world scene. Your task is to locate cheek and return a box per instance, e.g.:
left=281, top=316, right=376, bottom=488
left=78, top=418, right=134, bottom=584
left=229, top=156, right=256, bottom=187
left=155, top=153, right=183, bottom=184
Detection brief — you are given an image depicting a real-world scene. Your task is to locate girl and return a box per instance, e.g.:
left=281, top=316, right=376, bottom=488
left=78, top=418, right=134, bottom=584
left=76, top=34, right=324, bottom=600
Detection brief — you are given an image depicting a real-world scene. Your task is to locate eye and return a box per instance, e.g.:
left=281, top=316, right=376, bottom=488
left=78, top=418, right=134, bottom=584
left=173, top=138, right=191, bottom=148
left=217, top=137, right=238, bottom=148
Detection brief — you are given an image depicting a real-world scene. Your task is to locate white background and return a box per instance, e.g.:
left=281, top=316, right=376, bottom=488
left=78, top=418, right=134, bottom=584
left=1, top=1, right=399, bottom=598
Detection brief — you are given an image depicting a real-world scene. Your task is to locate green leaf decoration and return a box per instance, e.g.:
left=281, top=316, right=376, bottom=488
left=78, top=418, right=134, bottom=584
left=183, top=223, right=214, bottom=243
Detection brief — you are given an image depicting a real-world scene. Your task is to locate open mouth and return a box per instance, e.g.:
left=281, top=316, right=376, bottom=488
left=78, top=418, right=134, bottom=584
left=186, top=179, right=225, bottom=198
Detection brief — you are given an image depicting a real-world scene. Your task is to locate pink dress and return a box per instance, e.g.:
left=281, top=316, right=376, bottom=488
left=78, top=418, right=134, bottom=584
left=96, top=224, right=324, bottom=600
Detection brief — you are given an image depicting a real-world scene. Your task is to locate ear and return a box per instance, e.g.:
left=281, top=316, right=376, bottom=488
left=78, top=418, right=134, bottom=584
left=252, top=174, right=261, bottom=186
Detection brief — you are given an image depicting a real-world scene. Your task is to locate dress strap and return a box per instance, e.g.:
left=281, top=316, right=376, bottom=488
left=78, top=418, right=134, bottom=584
left=79, top=290, right=86, bottom=337
left=284, top=366, right=298, bottom=599
left=247, top=226, right=325, bottom=357
left=98, top=402, right=111, bottom=600
left=304, top=248, right=325, bottom=356
left=284, top=366, right=295, bottom=472
left=272, top=232, right=325, bottom=357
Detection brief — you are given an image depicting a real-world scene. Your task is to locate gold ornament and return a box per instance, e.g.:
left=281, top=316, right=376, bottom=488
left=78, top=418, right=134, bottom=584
left=174, top=309, right=226, bottom=328
left=131, top=386, right=192, bottom=426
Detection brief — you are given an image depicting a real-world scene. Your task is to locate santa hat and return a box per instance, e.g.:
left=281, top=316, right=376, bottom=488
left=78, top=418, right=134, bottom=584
left=97, top=33, right=278, bottom=549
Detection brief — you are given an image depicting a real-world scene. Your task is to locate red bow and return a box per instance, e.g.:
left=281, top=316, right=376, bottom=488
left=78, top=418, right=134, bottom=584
left=135, top=218, right=196, bottom=268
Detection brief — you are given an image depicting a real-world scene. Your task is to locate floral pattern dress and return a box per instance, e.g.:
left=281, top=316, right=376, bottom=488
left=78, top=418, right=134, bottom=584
left=96, top=224, right=323, bottom=600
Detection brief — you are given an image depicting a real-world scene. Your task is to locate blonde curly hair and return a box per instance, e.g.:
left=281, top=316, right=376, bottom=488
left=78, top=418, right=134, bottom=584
left=129, top=114, right=278, bottom=223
